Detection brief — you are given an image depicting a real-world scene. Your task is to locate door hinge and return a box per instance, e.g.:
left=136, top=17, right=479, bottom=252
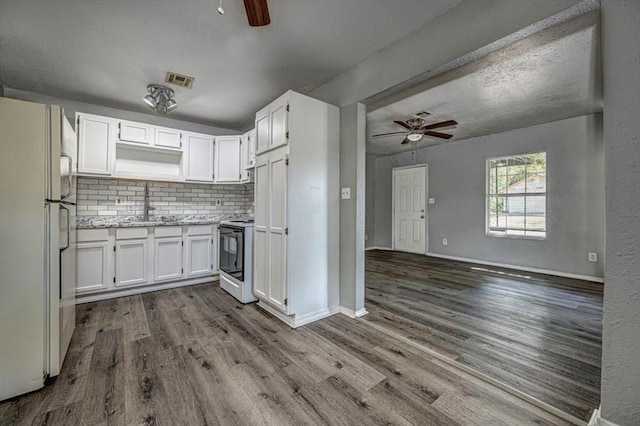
left=211, top=238, right=214, bottom=244
left=285, top=227, right=288, bottom=235
left=76, top=117, right=80, bottom=126
left=285, top=155, right=289, bottom=166
left=181, top=268, right=184, bottom=273
left=113, top=277, right=116, bottom=283
left=285, top=131, right=289, bottom=140
left=113, top=246, right=116, bottom=252
left=284, top=298, right=288, bottom=306
left=286, top=104, right=290, bottom=112
left=181, top=241, right=184, bottom=246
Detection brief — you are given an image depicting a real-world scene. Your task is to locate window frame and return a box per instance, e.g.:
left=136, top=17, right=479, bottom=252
left=485, top=151, right=547, bottom=240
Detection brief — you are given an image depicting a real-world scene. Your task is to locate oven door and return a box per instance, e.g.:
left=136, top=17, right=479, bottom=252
left=219, top=225, right=244, bottom=281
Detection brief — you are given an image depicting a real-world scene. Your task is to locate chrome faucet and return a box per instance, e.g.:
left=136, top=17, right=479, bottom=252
left=143, top=182, right=155, bottom=221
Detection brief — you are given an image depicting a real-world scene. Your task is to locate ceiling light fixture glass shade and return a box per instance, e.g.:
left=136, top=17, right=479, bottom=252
left=143, top=84, right=177, bottom=114
left=407, top=133, right=423, bottom=142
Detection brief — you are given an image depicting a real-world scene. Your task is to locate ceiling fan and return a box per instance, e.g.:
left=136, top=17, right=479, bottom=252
left=243, top=0, right=271, bottom=26
left=372, top=117, right=458, bottom=145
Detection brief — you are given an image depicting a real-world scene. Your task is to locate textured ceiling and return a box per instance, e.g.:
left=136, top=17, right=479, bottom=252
left=0, top=0, right=460, bottom=130
left=367, top=12, right=602, bottom=156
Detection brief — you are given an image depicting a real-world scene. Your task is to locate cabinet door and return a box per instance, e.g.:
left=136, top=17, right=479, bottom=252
left=214, top=136, right=241, bottom=183
left=185, top=235, right=214, bottom=277
left=253, top=160, right=268, bottom=299
left=184, top=133, right=214, bottom=182
left=119, top=120, right=153, bottom=145
left=155, top=127, right=182, bottom=149
left=248, top=129, right=256, bottom=166
left=154, top=237, right=183, bottom=281
left=76, top=241, right=111, bottom=293
left=240, top=132, right=250, bottom=182
left=115, top=239, right=148, bottom=287
left=255, top=111, right=269, bottom=154
left=267, top=152, right=288, bottom=311
left=77, top=114, right=114, bottom=176
left=269, top=99, right=288, bottom=150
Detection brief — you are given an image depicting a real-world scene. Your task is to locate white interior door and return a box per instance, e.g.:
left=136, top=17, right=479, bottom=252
left=393, top=165, right=427, bottom=254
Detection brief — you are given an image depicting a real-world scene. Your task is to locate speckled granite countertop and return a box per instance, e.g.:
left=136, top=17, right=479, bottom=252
left=76, top=215, right=252, bottom=229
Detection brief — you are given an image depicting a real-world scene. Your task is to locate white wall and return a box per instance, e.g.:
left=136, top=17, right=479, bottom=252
left=2, top=87, right=239, bottom=136
left=367, top=114, right=605, bottom=279
left=600, top=1, right=640, bottom=425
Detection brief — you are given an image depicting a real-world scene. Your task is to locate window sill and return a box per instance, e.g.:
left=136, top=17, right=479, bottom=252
left=486, top=231, right=547, bottom=241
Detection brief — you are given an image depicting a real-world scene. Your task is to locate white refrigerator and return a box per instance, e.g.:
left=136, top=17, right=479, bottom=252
left=0, top=97, right=77, bottom=400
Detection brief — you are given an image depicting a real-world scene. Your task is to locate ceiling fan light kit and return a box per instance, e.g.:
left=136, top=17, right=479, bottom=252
left=143, top=84, right=177, bottom=115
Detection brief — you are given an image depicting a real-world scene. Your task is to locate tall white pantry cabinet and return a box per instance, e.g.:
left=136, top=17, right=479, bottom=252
left=253, top=90, right=340, bottom=327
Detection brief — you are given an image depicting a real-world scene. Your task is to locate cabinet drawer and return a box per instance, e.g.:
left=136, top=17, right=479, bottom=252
left=77, top=228, right=109, bottom=242
left=116, top=227, right=148, bottom=240
left=187, top=225, right=214, bottom=236
left=155, top=227, right=182, bottom=238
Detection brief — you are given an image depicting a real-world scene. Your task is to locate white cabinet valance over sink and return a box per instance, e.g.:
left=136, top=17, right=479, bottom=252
left=75, top=112, right=255, bottom=184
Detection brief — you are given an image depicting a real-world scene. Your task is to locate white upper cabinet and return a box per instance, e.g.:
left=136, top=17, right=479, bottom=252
left=184, top=132, right=215, bottom=182
left=118, top=120, right=153, bottom=145
left=270, top=99, right=288, bottom=150
left=214, top=136, right=241, bottom=183
left=154, top=127, right=182, bottom=150
left=255, top=96, right=288, bottom=155
left=255, top=110, right=270, bottom=154
left=240, top=129, right=255, bottom=183
left=77, top=113, right=115, bottom=176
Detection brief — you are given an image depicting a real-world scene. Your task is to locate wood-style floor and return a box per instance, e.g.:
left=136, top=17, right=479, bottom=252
left=1, top=283, right=573, bottom=426
left=365, top=250, right=603, bottom=423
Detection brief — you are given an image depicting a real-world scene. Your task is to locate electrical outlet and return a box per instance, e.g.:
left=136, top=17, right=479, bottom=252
left=341, top=187, right=351, bottom=200
left=428, top=197, right=435, bottom=204
left=216, top=199, right=221, bottom=206
left=588, top=252, right=597, bottom=262
left=443, top=238, right=448, bottom=246
left=115, top=198, right=123, bottom=205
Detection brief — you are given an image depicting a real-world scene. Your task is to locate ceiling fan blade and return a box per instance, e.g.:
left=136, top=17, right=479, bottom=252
left=372, top=131, right=407, bottom=138
left=422, top=120, right=458, bottom=130
left=400, top=137, right=410, bottom=145
left=393, top=120, right=412, bottom=130
left=423, top=130, right=453, bottom=140
left=243, top=0, right=271, bottom=26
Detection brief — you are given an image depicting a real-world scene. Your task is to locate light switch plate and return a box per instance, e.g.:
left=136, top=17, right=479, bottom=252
left=443, top=238, right=448, bottom=246
left=589, top=252, right=597, bottom=262
left=428, top=197, right=435, bottom=204
left=341, top=187, right=351, bottom=200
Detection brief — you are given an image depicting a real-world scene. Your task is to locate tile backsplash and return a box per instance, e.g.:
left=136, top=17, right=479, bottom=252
left=77, top=177, right=254, bottom=217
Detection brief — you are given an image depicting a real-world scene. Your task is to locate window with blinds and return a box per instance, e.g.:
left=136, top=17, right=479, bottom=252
left=486, top=152, right=546, bottom=239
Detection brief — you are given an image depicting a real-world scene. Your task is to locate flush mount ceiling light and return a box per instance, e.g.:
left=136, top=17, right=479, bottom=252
left=143, top=84, right=178, bottom=114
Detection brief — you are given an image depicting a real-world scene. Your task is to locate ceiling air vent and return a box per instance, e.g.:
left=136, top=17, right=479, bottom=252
left=165, top=72, right=195, bottom=89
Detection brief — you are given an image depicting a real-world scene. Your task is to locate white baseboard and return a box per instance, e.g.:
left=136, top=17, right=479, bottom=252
left=588, top=406, right=620, bottom=426
left=256, top=302, right=337, bottom=328
left=339, top=306, right=369, bottom=318
left=426, top=252, right=604, bottom=283
left=365, top=246, right=392, bottom=251
left=76, top=275, right=218, bottom=303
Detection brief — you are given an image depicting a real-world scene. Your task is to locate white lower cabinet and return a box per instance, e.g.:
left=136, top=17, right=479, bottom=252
left=76, top=225, right=218, bottom=299
left=115, top=239, right=148, bottom=287
left=154, top=237, right=183, bottom=282
left=185, top=225, right=217, bottom=277
left=77, top=240, right=111, bottom=293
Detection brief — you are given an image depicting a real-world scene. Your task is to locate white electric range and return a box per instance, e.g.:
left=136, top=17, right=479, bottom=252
left=218, top=220, right=257, bottom=303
